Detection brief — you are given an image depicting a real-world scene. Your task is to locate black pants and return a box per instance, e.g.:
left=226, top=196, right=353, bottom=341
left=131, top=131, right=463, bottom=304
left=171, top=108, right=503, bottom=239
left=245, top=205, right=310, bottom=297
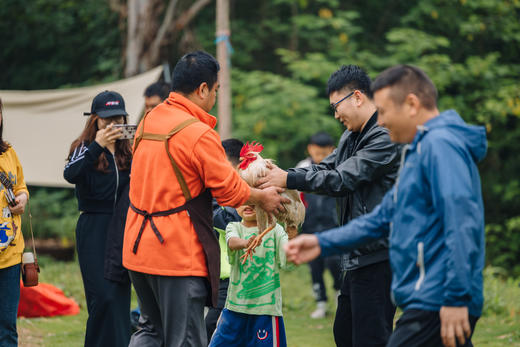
left=334, top=260, right=395, bottom=347
left=129, top=272, right=208, bottom=347
left=205, top=278, right=229, bottom=344
left=387, top=309, right=479, bottom=347
left=309, top=255, right=342, bottom=302
left=76, top=213, right=131, bottom=347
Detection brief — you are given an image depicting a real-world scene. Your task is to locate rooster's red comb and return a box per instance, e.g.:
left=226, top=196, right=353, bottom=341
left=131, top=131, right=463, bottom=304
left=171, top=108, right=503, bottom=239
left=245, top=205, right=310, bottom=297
left=240, top=141, right=264, bottom=157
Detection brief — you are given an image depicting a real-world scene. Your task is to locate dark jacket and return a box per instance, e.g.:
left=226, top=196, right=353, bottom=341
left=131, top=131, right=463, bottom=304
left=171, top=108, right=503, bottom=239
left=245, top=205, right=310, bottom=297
left=64, top=141, right=131, bottom=282
left=287, top=112, right=400, bottom=270
left=64, top=141, right=130, bottom=213
left=104, top=183, right=130, bottom=283
left=297, top=158, right=339, bottom=234
left=212, top=198, right=241, bottom=232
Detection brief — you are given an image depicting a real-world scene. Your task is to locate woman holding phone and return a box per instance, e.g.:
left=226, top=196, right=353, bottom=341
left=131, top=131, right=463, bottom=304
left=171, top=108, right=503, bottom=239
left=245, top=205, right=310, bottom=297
left=0, top=98, right=29, bottom=347
left=64, top=91, right=132, bottom=347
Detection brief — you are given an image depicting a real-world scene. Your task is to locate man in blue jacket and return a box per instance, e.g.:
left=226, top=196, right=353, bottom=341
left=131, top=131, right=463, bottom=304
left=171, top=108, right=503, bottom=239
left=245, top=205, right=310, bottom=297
left=285, top=65, right=486, bottom=347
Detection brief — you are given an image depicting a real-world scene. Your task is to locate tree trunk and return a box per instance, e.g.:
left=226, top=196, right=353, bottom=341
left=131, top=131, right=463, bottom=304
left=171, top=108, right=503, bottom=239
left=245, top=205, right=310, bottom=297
left=123, top=0, right=212, bottom=78
left=216, top=0, right=231, bottom=139
left=125, top=0, right=147, bottom=77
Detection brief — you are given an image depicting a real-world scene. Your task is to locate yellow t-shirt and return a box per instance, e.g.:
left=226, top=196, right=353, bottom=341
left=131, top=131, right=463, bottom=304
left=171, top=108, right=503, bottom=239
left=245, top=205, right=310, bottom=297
left=0, top=146, right=29, bottom=269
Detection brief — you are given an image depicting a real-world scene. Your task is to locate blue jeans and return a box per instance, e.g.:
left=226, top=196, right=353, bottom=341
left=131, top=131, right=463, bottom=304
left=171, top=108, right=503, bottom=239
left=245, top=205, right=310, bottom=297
left=0, top=263, right=21, bottom=347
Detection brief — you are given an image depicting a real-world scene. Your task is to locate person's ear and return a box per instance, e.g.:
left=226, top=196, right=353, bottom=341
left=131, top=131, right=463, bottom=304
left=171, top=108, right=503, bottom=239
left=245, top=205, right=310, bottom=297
left=193, top=82, right=207, bottom=100
left=354, top=90, right=364, bottom=107
left=404, top=93, right=420, bottom=118
left=199, top=82, right=209, bottom=99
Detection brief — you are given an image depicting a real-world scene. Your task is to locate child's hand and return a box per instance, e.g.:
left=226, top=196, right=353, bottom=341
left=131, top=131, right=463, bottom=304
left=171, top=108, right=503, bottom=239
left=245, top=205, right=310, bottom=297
left=229, top=237, right=251, bottom=251
left=246, top=235, right=257, bottom=248
left=240, top=235, right=258, bottom=264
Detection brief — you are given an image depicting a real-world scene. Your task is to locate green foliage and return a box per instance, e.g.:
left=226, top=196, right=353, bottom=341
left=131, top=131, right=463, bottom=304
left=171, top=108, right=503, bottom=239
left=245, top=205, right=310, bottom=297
left=0, top=0, right=122, bottom=89
left=482, top=266, right=520, bottom=319
left=22, top=186, right=79, bottom=242
left=486, top=217, right=520, bottom=276
left=228, top=0, right=520, bottom=274
left=2, top=0, right=520, bottom=274
left=231, top=69, right=342, bottom=168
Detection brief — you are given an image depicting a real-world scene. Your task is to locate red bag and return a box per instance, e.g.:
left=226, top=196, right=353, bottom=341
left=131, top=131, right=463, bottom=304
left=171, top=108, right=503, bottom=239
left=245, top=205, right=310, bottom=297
left=17, top=280, right=80, bottom=318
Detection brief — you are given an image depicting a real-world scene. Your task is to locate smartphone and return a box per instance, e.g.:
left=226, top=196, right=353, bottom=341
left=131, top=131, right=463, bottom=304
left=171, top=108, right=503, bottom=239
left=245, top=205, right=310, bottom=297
left=113, top=124, right=137, bottom=140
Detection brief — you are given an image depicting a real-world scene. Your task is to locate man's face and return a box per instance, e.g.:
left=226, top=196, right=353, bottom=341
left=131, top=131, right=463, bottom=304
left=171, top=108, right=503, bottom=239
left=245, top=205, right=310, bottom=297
left=374, top=87, right=415, bottom=143
left=307, top=144, right=334, bottom=164
left=144, top=95, right=163, bottom=114
left=329, top=90, right=362, bottom=132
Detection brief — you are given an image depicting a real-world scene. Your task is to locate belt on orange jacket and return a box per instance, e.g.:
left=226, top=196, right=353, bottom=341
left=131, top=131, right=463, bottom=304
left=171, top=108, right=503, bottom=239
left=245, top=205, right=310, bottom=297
left=129, top=202, right=187, bottom=254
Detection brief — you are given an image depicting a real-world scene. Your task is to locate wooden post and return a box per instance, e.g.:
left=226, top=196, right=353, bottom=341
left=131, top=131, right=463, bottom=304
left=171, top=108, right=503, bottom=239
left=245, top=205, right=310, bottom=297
left=216, top=0, right=231, bottom=140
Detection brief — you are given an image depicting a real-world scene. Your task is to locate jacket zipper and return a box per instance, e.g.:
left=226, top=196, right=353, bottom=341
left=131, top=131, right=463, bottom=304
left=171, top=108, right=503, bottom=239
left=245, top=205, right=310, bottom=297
left=112, top=154, right=119, bottom=211
left=414, top=242, right=425, bottom=290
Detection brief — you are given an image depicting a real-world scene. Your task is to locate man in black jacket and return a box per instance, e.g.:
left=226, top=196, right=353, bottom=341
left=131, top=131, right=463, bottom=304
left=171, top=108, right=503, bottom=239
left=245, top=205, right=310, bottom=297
left=258, top=65, right=400, bottom=347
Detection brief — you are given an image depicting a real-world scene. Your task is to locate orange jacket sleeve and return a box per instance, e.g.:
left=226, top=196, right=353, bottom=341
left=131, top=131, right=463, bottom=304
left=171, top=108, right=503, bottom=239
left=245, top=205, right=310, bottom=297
left=191, top=129, right=250, bottom=208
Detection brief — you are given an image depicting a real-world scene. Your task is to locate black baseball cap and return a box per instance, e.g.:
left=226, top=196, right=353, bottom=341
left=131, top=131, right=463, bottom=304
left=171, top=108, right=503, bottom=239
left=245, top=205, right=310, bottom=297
left=83, top=90, right=128, bottom=118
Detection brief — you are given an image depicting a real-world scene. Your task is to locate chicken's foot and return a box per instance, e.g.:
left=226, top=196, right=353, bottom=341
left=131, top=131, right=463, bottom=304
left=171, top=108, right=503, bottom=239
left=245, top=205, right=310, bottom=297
left=240, top=224, right=275, bottom=264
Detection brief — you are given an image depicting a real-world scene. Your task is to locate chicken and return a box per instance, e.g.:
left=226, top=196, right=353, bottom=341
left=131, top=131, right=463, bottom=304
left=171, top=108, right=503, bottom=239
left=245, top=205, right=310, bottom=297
left=238, top=142, right=306, bottom=263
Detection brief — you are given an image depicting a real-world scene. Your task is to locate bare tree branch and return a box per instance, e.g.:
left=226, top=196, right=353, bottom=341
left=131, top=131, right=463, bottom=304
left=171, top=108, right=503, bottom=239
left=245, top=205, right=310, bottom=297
left=175, top=0, right=212, bottom=31
left=150, top=0, right=179, bottom=58
left=124, top=0, right=212, bottom=76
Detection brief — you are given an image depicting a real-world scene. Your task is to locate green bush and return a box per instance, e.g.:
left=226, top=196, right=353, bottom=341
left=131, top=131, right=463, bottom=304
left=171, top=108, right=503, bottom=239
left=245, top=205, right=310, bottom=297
left=482, top=266, right=520, bottom=317
left=21, top=186, right=79, bottom=243
left=486, top=217, right=520, bottom=277
left=231, top=69, right=342, bottom=169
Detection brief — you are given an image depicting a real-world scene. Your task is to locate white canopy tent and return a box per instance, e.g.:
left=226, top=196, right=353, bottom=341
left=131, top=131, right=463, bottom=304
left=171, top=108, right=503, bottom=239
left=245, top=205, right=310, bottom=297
left=1, top=66, right=162, bottom=187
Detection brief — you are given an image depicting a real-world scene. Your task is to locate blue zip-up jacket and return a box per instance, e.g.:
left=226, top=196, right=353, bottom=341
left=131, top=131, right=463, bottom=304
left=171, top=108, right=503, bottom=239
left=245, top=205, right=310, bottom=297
left=317, top=110, right=486, bottom=317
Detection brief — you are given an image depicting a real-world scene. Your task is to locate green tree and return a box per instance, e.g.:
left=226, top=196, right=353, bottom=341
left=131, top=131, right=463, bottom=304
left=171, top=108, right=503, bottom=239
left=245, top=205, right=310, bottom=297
left=2, top=0, right=520, bottom=274
left=0, top=0, right=122, bottom=90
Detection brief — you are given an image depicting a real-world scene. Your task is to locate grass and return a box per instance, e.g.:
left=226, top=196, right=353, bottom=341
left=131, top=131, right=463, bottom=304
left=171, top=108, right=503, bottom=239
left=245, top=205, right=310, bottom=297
left=17, top=258, right=520, bottom=346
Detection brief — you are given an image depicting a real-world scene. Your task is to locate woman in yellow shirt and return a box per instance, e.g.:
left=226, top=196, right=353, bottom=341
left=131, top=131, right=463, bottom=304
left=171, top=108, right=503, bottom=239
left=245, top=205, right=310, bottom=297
left=0, top=98, right=29, bottom=347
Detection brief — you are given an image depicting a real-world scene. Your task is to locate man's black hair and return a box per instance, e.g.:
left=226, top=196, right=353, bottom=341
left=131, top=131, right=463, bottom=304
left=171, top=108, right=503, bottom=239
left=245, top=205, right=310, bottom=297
left=222, top=138, right=244, bottom=166
left=171, top=51, right=220, bottom=95
left=309, top=131, right=334, bottom=147
left=326, top=65, right=372, bottom=97
left=144, top=81, right=171, bottom=100
left=371, top=65, right=437, bottom=110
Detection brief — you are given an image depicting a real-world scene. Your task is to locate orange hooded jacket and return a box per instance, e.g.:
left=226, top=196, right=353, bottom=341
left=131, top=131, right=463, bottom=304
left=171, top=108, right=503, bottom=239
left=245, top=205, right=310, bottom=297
left=122, top=92, right=250, bottom=277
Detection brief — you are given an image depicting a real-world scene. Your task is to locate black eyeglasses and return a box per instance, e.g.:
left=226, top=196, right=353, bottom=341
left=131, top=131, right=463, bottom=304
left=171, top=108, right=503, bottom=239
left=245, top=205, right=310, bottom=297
left=330, top=91, right=354, bottom=114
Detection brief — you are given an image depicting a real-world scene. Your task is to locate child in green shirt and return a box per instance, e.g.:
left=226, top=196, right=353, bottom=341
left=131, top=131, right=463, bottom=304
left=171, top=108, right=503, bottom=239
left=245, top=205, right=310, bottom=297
left=209, top=204, right=292, bottom=347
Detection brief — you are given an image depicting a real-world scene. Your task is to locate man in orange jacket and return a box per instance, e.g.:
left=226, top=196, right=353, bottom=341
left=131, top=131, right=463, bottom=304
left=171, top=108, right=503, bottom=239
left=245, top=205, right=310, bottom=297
left=123, top=51, right=288, bottom=347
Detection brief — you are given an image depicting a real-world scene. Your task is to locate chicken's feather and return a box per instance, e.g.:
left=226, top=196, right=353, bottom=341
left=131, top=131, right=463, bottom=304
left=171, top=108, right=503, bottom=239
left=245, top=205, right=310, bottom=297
left=238, top=148, right=305, bottom=237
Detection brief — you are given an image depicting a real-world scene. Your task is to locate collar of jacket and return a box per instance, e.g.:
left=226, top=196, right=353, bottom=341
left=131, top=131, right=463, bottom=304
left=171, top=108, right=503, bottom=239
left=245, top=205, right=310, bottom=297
left=407, top=111, right=447, bottom=153
left=408, top=124, right=429, bottom=154
left=166, top=92, right=217, bottom=129
left=359, top=111, right=378, bottom=139
left=349, top=111, right=378, bottom=151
